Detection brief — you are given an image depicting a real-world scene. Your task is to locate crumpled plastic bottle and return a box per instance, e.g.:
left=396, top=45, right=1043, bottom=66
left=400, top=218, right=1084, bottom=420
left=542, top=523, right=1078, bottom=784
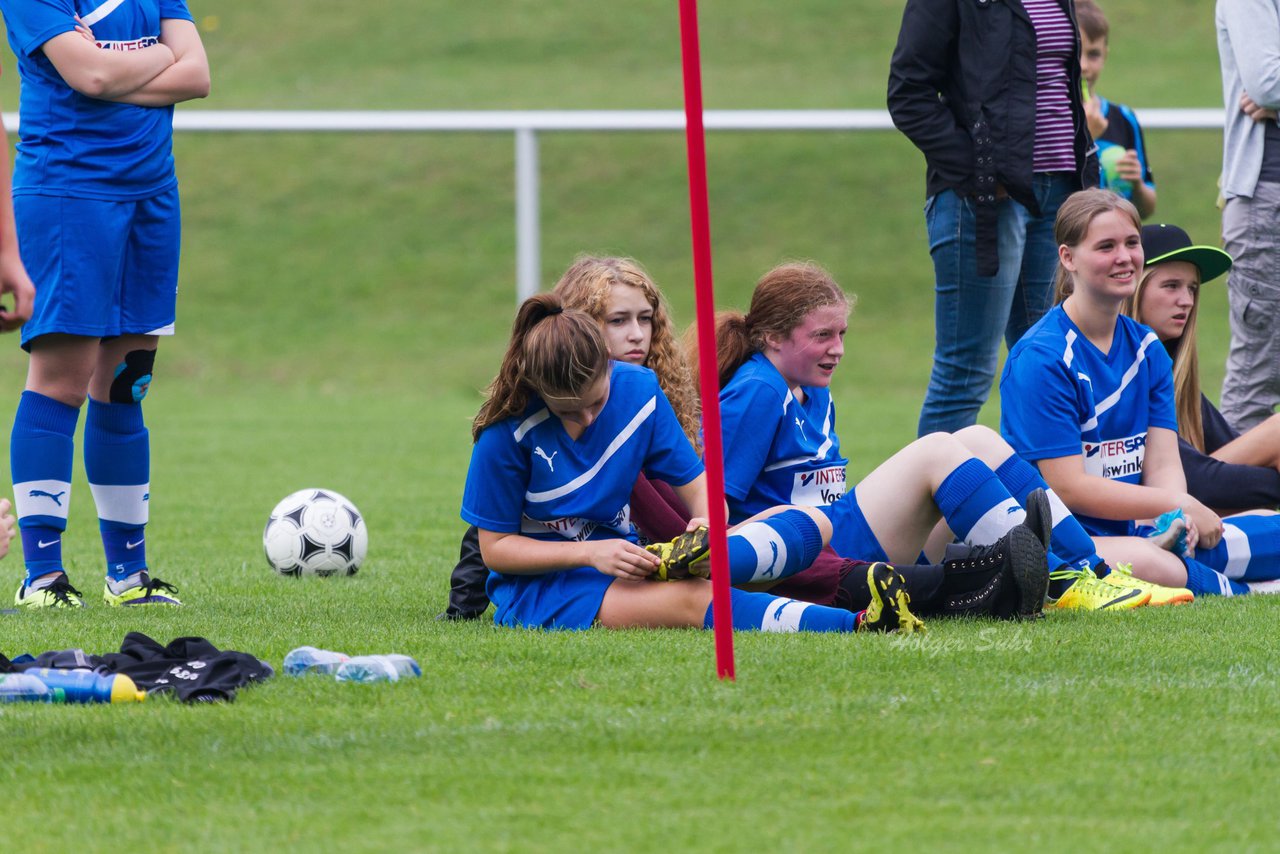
left=0, top=672, right=65, bottom=702
left=283, top=646, right=350, bottom=676
left=334, top=654, right=421, bottom=683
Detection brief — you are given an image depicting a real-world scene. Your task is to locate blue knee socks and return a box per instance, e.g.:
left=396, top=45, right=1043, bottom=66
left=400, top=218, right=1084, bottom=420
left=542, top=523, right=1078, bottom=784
left=934, top=459, right=1022, bottom=546
left=1193, top=516, right=1280, bottom=584
left=699, top=511, right=850, bottom=631
left=726, top=509, right=823, bottom=585
left=703, top=587, right=855, bottom=632
left=11, top=391, right=78, bottom=584
left=994, top=455, right=1102, bottom=571
left=84, top=399, right=150, bottom=581
left=1182, top=556, right=1249, bottom=597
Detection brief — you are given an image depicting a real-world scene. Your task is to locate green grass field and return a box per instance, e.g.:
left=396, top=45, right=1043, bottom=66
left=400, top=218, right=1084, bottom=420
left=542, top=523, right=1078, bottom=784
left=0, top=2, right=1273, bottom=851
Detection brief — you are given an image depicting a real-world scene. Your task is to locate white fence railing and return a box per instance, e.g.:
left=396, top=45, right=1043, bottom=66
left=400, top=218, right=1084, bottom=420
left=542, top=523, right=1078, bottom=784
left=7, top=109, right=1221, bottom=301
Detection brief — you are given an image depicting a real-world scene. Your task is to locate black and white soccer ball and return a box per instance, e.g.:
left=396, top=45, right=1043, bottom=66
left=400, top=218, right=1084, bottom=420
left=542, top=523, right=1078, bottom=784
left=263, top=488, right=368, bottom=577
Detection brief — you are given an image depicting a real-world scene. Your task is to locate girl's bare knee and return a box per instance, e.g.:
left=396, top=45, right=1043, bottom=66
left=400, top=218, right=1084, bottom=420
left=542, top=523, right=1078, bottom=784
left=913, top=431, right=972, bottom=474
left=952, top=424, right=1012, bottom=465
left=1262, top=415, right=1280, bottom=461
left=679, top=580, right=714, bottom=625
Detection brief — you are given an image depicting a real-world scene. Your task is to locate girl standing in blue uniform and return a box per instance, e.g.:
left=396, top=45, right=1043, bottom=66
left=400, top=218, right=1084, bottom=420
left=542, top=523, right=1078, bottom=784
left=2, top=0, right=209, bottom=608
left=1001, top=190, right=1269, bottom=598
left=461, top=294, right=922, bottom=633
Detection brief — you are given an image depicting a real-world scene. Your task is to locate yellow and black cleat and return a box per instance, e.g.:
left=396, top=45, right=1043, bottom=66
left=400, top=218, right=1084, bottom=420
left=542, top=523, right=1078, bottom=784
left=646, top=526, right=711, bottom=581
left=857, top=562, right=925, bottom=634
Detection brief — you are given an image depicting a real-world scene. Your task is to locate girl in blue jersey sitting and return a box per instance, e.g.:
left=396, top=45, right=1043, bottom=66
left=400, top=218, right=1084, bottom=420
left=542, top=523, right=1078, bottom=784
left=1000, top=189, right=1275, bottom=600
left=1117, top=222, right=1280, bottom=591
left=461, top=293, right=922, bottom=633
left=1124, top=224, right=1280, bottom=514
left=443, top=256, right=703, bottom=620
left=703, top=263, right=1112, bottom=617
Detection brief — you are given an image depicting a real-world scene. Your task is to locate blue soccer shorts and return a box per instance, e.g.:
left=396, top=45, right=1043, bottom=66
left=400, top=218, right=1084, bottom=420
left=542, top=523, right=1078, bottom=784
left=17, top=188, right=181, bottom=350
left=485, top=565, right=616, bottom=630
left=825, top=491, right=890, bottom=564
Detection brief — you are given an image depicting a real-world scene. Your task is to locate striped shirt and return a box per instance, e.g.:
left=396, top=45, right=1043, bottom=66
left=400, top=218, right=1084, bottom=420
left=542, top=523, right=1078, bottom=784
left=1023, top=0, right=1078, bottom=172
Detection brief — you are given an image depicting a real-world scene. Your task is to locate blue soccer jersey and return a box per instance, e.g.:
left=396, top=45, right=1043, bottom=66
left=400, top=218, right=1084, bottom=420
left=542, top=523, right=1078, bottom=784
left=461, top=361, right=703, bottom=544
left=0, top=0, right=194, bottom=200
left=1000, top=306, right=1177, bottom=537
left=719, top=352, right=847, bottom=525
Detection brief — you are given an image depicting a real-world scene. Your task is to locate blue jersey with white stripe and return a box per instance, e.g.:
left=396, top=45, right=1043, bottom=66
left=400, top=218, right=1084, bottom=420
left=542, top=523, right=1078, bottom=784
left=1000, top=306, right=1177, bottom=537
left=462, top=362, right=703, bottom=543
left=719, top=352, right=847, bottom=525
left=0, top=0, right=193, bottom=200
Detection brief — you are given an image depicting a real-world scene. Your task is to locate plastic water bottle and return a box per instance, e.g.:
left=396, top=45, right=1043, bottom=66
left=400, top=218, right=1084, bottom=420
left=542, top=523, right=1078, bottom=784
left=23, top=668, right=145, bottom=703
left=334, top=654, right=421, bottom=683
left=1099, top=145, right=1132, bottom=196
left=0, top=672, right=66, bottom=703
left=283, top=646, right=350, bottom=676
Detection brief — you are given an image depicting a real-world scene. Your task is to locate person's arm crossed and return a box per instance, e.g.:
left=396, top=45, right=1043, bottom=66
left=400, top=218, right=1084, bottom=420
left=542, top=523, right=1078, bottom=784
left=42, top=16, right=208, bottom=107
left=104, top=19, right=209, bottom=107
left=0, top=111, right=33, bottom=334
left=41, top=17, right=175, bottom=100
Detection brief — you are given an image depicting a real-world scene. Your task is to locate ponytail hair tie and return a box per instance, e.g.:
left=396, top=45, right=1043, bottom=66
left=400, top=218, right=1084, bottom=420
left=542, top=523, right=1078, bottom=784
left=545, top=304, right=564, bottom=316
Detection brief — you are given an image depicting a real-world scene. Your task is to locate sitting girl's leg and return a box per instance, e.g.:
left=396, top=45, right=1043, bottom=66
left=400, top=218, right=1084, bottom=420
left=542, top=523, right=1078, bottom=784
left=953, top=425, right=1103, bottom=572
left=597, top=575, right=916, bottom=633
left=1095, top=536, right=1249, bottom=596
left=837, top=433, right=1049, bottom=619
left=848, top=432, right=1024, bottom=561
left=723, top=505, right=830, bottom=585
left=598, top=577, right=716, bottom=628
left=1193, top=514, right=1280, bottom=584
left=649, top=506, right=829, bottom=584
left=1212, top=414, right=1280, bottom=472
left=954, top=427, right=1251, bottom=599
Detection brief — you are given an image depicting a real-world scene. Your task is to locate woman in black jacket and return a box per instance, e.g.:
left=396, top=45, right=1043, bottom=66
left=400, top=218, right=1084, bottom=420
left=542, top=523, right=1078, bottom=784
left=888, top=0, right=1098, bottom=437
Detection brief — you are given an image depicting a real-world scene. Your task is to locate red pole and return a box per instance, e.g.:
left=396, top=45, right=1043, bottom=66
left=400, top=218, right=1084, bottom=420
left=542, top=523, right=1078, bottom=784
left=677, top=0, right=735, bottom=680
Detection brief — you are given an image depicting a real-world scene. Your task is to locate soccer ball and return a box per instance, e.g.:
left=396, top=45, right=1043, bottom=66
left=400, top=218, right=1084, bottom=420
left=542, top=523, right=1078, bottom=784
left=262, top=488, right=368, bottom=577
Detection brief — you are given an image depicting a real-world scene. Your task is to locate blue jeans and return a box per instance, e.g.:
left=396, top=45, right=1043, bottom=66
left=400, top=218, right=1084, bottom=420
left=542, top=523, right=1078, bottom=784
left=917, top=174, right=1074, bottom=436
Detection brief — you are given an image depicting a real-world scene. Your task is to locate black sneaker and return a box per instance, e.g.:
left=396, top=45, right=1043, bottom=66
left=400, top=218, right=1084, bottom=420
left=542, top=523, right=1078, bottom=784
left=943, top=526, right=1049, bottom=620
left=939, top=564, right=1006, bottom=618
left=1022, top=488, right=1053, bottom=551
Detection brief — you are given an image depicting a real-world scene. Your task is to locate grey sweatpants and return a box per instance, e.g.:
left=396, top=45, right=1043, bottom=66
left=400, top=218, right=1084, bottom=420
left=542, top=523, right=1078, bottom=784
left=1221, top=179, right=1280, bottom=432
